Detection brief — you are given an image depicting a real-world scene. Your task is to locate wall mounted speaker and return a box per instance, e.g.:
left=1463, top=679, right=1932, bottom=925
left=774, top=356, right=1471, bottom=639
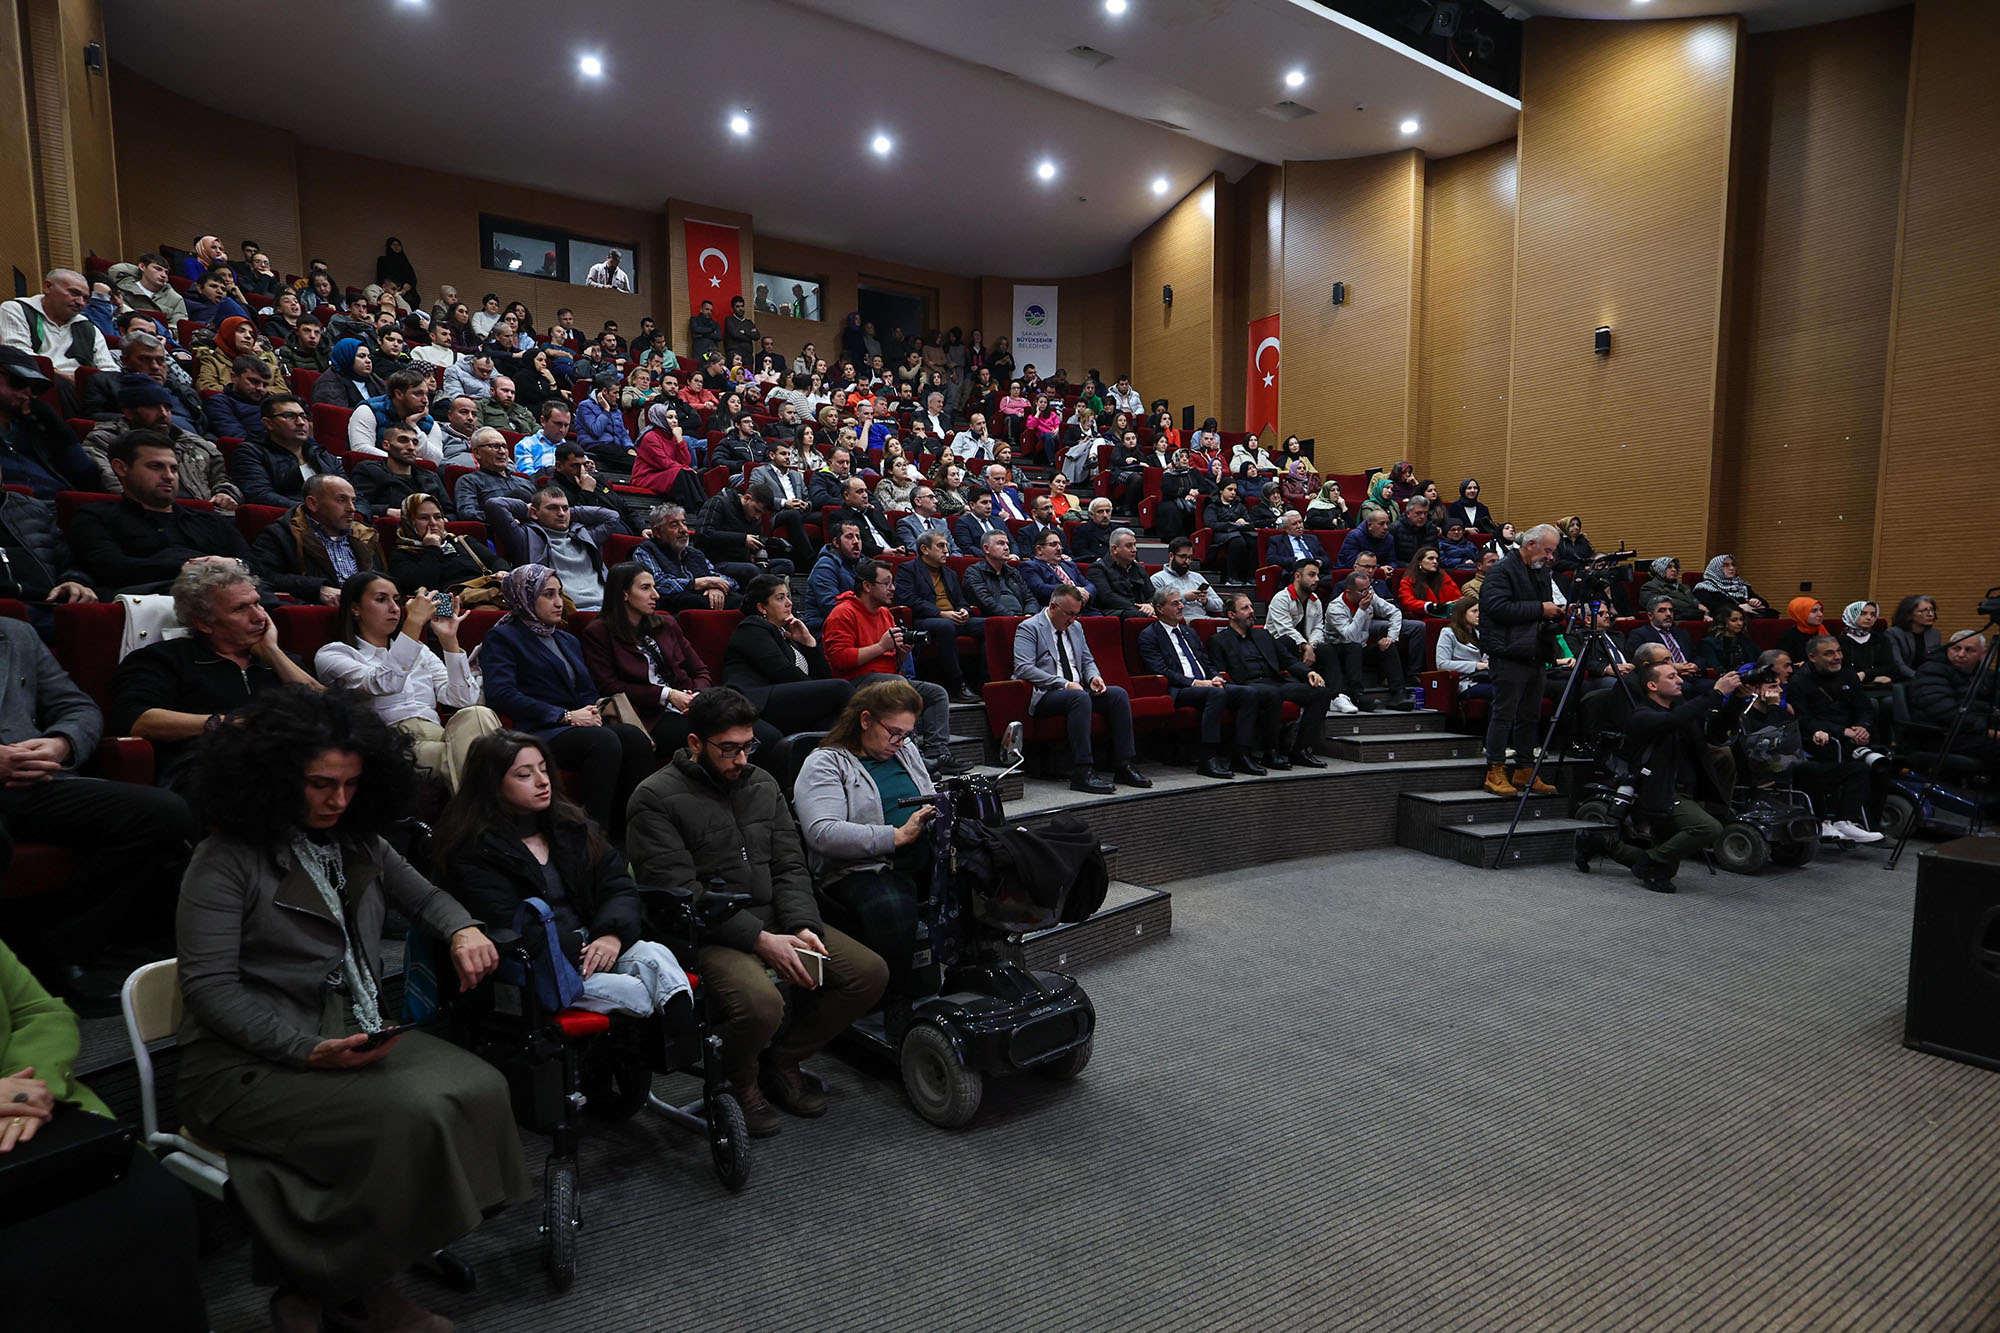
left=1182, top=405, right=1195, bottom=432
left=1331, top=281, right=1347, bottom=306
left=1162, top=284, right=1173, bottom=307
left=1594, top=325, right=1612, bottom=356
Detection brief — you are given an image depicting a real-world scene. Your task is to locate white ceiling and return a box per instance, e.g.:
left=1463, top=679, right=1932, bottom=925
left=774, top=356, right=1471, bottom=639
left=101, top=0, right=1518, bottom=277
left=1505, top=0, right=1903, bottom=32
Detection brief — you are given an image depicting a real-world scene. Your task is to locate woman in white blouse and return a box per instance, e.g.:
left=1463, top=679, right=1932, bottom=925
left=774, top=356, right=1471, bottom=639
left=315, top=571, right=501, bottom=789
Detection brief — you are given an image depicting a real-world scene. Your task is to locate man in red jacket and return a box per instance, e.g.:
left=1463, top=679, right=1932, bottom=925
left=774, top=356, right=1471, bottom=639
left=820, top=558, right=966, bottom=776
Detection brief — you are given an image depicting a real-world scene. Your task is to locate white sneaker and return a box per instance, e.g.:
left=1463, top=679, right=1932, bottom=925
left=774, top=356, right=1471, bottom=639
left=1834, top=820, right=1884, bottom=844
left=1820, top=821, right=1845, bottom=842
left=1330, top=694, right=1360, bottom=715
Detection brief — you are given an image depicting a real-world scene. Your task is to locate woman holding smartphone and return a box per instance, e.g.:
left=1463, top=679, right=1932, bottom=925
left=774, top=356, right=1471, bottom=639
left=314, top=570, right=501, bottom=791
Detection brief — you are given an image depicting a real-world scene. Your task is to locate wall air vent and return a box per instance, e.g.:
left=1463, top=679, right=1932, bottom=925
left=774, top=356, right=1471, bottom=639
left=1261, top=100, right=1318, bottom=122
left=1067, top=45, right=1116, bottom=68
left=1144, top=117, right=1191, bottom=133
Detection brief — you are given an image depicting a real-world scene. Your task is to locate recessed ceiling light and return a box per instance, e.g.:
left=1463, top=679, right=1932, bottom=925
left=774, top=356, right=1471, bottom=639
left=1151, top=176, right=1169, bottom=195
left=578, top=54, right=602, bottom=77
left=1105, top=0, right=1128, bottom=13
left=1285, top=70, right=1305, bottom=88
left=1037, top=160, right=1057, bottom=181
left=729, top=112, right=751, bottom=136
left=1399, top=118, right=1420, bottom=134
left=871, top=134, right=893, bottom=155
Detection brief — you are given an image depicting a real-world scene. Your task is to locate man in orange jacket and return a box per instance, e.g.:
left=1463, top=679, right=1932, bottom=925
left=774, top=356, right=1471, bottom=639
left=820, top=558, right=967, bottom=776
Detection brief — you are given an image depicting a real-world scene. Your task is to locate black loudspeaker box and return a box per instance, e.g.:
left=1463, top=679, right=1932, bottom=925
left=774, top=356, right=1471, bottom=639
left=1904, top=837, right=2000, bottom=1072
left=1181, top=405, right=1194, bottom=432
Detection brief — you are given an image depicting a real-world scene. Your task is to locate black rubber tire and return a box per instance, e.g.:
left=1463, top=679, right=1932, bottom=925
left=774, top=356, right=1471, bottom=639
left=1039, top=1037, right=1093, bottom=1081
left=1771, top=838, right=1817, bottom=867
left=1716, top=822, right=1770, bottom=875
left=543, top=1160, right=579, bottom=1292
left=581, top=1054, right=652, bottom=1121
left=900, top=1024, right=983, bottom=1128
left=1880, top=792, right=1918, bottom=840
left=708, top=1091, right=751, bottom=1193
left=1574, top=799, right=1615, bottom=826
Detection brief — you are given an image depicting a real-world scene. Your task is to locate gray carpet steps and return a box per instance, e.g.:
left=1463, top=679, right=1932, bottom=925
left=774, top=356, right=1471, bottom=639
left=1396, top=788, right=1599, bottom=868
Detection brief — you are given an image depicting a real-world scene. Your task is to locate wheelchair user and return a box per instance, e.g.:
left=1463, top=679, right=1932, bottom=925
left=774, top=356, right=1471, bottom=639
left=436, top=730, right=692, bottom=1022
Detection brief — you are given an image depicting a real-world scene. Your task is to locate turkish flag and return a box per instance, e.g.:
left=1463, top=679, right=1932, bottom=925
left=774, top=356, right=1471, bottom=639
left=684, top=219, right=742, bottom=315
left=1245, top=313, right=1280, bottom=436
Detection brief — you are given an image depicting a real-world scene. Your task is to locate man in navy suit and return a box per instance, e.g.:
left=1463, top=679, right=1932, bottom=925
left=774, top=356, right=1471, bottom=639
left=1021, top=527, right=1097, bottom=613
left=982, top=463, right=1030, bottom=522
left=951, top=489, right=1010, bottom=556
left=1138, top=587, right=1266, bottom=779
left=1015, top=492, right=1067, bottom=556
left=1625, top=596, right=1710, bottom=693
left=1267, top=509, right=1328, bottom=574
left=893, top=531, right=982, bottom=702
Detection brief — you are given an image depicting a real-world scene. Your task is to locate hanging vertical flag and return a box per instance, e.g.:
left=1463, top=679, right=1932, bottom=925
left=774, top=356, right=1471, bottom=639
left=683, top=219, right=742, bottom=315
left=1245, top=314, right=1280, bottom=436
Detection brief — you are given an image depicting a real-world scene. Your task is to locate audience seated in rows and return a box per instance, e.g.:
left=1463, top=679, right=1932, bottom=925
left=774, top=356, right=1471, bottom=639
left=1013, top=584, right=1148, bottom=795
left=84, top=373, right=241, bottom=508
left=894, top=531, right=982, bottom=701
left=70, top=430, right=254, bottom=596
left=250, top=474, right=382, bottom=606
left=821, top=557, right=960, bottom=776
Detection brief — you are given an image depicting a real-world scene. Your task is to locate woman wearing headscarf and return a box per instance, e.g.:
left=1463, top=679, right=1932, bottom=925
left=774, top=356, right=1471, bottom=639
left=1638, top=557, right=1707, bottom=623
left=1692, top=554, right=1774, bottom=620
left=474, top=564, right=656, bottom=839
left=1305, top=478, right=1350, bottom=530
left=1839, top=600, right=1900, bottom=686
left=194, top=315, right=283, bottom=393
left=631, top=400, right=706, bottom=508
left=1888, top=594, right=1940, bottom=675
left=1386, top=460, right=1418, bottom=504
left=1364, top=471, right=1400, bottom=521
left=1777, top=597, right=1832, bottom=662
left=1447, top=479, right=1493, bottom=533
left=386, top=492, right=499, bottom=595
left=375, top=237, right=420, bottom=306
left=311, top=337, right=384, bottom=408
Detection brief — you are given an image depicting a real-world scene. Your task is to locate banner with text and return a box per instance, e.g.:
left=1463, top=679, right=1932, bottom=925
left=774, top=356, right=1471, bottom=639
left=683, top=219, right=743, bottom=316
left=1011, top=284, right=1059, bottom=379
left=1245, top=313, right=1281, bottom=436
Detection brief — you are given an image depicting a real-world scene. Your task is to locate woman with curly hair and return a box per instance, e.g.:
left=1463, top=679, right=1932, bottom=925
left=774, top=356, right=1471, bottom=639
left=174, top=685, right=527, bottom=1333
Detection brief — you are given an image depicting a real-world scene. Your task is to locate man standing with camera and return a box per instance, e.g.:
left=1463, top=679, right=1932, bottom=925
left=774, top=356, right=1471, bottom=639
left=1575, top=661, right=1750, bottom=892
left=1479, top=523, right=1563, bottom=796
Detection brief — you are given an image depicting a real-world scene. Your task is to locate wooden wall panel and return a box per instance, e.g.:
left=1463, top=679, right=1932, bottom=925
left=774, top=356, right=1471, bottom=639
left=1419, top=140, right=1517, bottom=514
left=1872, top=0, right=2000, bottom=625
left=1507, top=17, right=1739, bottom=559
left=745, top=234, right=976, bottom=370
left=56, top=0, right=116, bottom=262
left=112, top=67, right=302, bottom=277
left=1279, top=151, right=1425, bottom=476
left=1131, top=179, right=1218, bottom=425
left=1719, top=9, right=1909, bottom=609
left=1221, top=163, right=1283, bottom=432
left=0, top=0, right=41, bottom=283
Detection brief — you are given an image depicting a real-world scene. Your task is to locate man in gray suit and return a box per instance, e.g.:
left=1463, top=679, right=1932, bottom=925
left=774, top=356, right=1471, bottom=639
left=1012, top=585, right=1149, bottom=795
left=895, top=485, right=951, bottom=551
left=0, top=615, right=194, bottom=1008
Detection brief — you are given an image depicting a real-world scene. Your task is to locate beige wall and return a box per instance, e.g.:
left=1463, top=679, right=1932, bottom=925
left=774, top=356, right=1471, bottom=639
left=751, top=232, right=978, bottom=368
left=1220, top=164, right=1284, bottom=432
left=1131, top=178, right=1221, bottom=426
left=1507, top=16, right=1742, bottom=560
left=1872, top=0, right=2000, bottom=624
left=0, top=0, right=41, bottom=282
left=1418, top=141, right=1517, bottom=513
left=1280, top=151, right=1426, bottom=476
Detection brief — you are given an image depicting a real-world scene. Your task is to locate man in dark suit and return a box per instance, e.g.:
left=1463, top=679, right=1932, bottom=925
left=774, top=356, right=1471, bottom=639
left=835, top=475, right=903, bottom=557
left=1138, top=587, right=1266, bottom=779
left=1624, top=596, right=1710, bottom=694
left=894, top=531, right=983, bottom=702
left=951, top=489, right=1009, bottom=557
left=1267, top=509, right=1328, bottom=574
left=1016, top=493, right=1067, bottom=555
left=807, top=447, right=856, bottom=510
left=1069, top=497, right=1117, bottom=563
left=1021, top=527, right=1096, bottom=613
left=895, top=485, right=951, bottom=550
left=1207, top=592, right=1331, bottom=770
left=981, top=464, right=1030, bottom=522
left=69, top=430, right=255, bottom=596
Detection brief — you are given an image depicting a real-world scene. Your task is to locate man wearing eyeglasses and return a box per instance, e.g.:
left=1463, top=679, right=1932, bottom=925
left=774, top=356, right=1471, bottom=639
left=625, top=687, right=889, bottom=1138
left=819, top=558, right=965, bottom=777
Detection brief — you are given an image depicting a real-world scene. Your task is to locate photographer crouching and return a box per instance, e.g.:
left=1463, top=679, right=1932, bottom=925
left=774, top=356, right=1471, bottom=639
left=1478, top=522, right=1563, bottom=796
left=1576, top=661, right=1752, bottom=892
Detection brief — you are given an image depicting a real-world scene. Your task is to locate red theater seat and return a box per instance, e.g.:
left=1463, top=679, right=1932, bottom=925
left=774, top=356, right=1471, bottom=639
left=677, top=609, right=741, bottom=681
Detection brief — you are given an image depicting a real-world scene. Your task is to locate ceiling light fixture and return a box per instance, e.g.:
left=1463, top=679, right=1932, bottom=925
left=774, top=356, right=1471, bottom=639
left=1105, top=0, right=1128, bottom=13
left=1037, top=160, right=1057, bottom=181
left=1285, top=70, right=1305, bottom=88
left=578, top=54, right=602, bottom=77
left=729, top=112, right=751, bottom=136
left=1399, top=118, right=1420, bottom=134
left=871, top=134, right=893, bottom=155
left=1151, top=176, right=1169, bottom=195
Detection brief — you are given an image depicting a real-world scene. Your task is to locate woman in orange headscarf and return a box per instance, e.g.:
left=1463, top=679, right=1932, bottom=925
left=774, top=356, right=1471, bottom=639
left=1777, top=596, right=1832, bottom=663
left=193, top=314, right=284, bottom=393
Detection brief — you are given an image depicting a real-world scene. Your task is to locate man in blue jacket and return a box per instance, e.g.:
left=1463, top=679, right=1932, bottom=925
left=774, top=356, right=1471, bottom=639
left=893, top=531, right=982, bottom=702
left=346, top=367, right=442, bottom=461
left=804, top=519, right=862, bottom=628
left=1337, top=510, right=1398, bottom=569
left=200, top=355, right=273, bottom=442
left=573, top=372, right=634, bottom=470
left=1021, top=527, right=1095, bottom=613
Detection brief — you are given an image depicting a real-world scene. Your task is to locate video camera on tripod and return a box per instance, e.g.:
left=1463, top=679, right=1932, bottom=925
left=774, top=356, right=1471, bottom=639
left=1568, top=547, right=1641, bottom=602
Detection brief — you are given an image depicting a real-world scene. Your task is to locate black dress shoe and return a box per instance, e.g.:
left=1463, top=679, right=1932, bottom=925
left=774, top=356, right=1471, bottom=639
left=1574, top=828, right=1600, bottom=873
left=947, top=685, right=980, bottom=705
left=1290, top=750, right=1328, bottom=768
left=1633, top=863, right=1676, bottom=893
left=1196, top=756, right=1235, bottom=780
left=1384, top=695, right=1416, bottom=711
left=1352, top=694, right=1380, bottom=712
left=1262, top=752, right=1293, bottom=770
left=1113, top=764, right=1153, bottom=789
left=1071, top=769, right=1115, bottom=794
left=1230, top=754, right=1268, bottom=776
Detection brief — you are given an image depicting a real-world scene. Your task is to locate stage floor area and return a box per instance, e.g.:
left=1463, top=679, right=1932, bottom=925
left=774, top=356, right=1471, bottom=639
left=196, top=842, right=2000, bottom=1331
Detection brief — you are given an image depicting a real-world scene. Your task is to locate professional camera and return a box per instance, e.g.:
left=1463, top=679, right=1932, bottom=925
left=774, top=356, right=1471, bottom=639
left=1980, top=585, right=2000, bottom=622
left=1740, top=662, right=1781, bottom=688
left=901, top=627, right=931, bottom=648
left=1570, top=547, right=1640, bottom=598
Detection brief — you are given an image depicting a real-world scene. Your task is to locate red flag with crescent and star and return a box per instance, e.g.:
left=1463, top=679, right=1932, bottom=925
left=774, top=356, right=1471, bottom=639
left=1246, top=314, right=1280, bottom=436
left=683, top=219, right=743, bottom=316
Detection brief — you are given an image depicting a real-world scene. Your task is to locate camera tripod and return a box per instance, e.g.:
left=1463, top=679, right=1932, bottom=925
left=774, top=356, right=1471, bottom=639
left=1884, top=595, right=2000, bottom=870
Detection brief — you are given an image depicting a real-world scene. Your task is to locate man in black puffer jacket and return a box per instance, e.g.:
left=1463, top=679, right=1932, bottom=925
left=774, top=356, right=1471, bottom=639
left=624, top=688, right=888, bottom=1136
left=1477, top=522, right=1561, bottom=796
left=0, top=469, right=96, bottom=625
left=1909, top=630, right=2000, bottom=773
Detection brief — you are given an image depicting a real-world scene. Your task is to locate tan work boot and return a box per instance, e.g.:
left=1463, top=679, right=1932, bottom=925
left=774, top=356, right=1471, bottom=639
left=1482, top=763, right=1519, bottom=796
left=1512, top=766, right=1558, bottom=795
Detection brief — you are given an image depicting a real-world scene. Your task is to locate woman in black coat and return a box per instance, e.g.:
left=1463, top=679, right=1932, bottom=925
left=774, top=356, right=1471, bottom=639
left=1206, top=480, right=1272, bottom=582
left=386, top=495, right=502, bottom=594
left=723, top=574, right=852, bottom=735
left=436, top=731, right=690, bottom=1023
left=1155, top=450, right=1215, bottom=543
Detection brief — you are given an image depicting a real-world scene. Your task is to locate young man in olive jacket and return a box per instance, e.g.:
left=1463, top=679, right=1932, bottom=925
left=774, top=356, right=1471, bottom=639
left=623, top=688, right=888, bottom=1136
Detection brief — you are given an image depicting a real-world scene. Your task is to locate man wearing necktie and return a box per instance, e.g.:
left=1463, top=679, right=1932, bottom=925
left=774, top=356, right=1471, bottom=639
left=895, top=485, right=952, bottom=550
left=983, top=464, right=1029, bottom=522
left=1272, top=509, right=1328, bottom=574
left=1626, top=596, right=1710, bottom=694
left=1138, top=589, right=1269, bottom=779
left=1011, top=586, right=1149, bottom=795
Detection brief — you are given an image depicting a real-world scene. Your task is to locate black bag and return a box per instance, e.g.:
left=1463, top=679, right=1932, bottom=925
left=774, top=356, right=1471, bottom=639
left=951, top=812, right=1109, bottom=934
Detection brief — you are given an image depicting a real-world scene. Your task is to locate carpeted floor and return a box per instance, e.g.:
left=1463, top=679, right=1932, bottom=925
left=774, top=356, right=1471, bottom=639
left=196, top=842, right=2000, bottom=1332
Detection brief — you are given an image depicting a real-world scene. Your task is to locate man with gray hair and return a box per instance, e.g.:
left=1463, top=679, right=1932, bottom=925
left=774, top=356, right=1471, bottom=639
left=1478, top=521, right=1563, bottom=796
left=452, top=427, right=536, bottom=516
left=1086, top=527, right=1156, bottom=620
left=0, top=269, right=121, bottom=406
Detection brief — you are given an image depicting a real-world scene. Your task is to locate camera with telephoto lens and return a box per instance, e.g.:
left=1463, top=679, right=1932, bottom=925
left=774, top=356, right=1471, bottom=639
left=1740, top=661, right=1781, bottom=688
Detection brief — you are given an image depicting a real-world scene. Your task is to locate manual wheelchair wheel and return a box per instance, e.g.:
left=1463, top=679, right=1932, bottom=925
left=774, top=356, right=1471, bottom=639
left=900, top=1023, right=983, bottom=1128
left=707, top=1090, right=751, bottom=1193
left=581, top=1050, right=653, bottom=1121
left=542, top=1158, right=580, bottom=1291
